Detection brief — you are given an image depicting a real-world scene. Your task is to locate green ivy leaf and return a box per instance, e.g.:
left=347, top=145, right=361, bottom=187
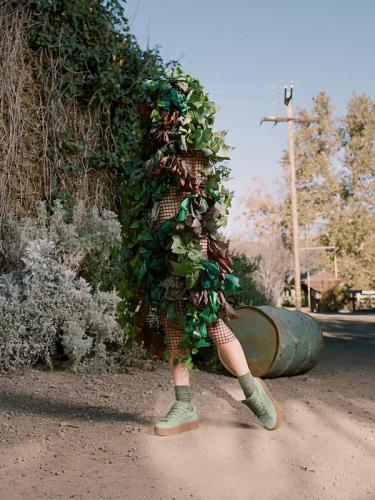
left=138, top=231, right=153, bottom=241
left=186, top=271, right=200, bottom=289
left=171, top=235, right=187, bottom=255
left=170, top=259, right=194, bottom=277
left=180, top=134, right=187, bottom=151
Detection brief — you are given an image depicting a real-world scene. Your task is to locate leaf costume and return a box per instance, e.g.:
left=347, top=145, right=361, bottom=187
left=121, top=70, right=240, bottom=358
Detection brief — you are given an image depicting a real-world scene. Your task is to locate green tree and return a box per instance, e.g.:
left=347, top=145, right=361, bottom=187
left=280, top=92, right=375, bottom=289
left=322, top=94, right=375, bottom=288
left=281, top=91, right=339, bottom=239
left=226, top=252, right=267, bottom=307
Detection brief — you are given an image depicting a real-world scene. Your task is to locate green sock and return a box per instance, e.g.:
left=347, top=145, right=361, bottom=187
left=238, top=371, right=257, bottom=398
left=175, top=385, right=192, bottom=403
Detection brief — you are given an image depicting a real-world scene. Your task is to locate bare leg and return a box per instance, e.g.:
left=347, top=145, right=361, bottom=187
left=207, top=319, right=257, bottom=395
left=216, top=337, right=249, bottom=376
left=168, top=349, right=190, bottom=385
left=208, top=320, right=282, bottom=429
left=206, top=319, right=250, bottom=376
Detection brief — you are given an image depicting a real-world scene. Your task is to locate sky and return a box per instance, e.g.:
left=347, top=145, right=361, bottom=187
left=122, top=0, right=375, bottom=234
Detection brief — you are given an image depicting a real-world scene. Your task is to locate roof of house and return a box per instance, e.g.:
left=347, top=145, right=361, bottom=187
left=289, top=268, right=346, bottom=293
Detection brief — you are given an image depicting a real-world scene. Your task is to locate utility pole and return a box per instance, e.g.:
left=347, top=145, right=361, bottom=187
left=285, top=86, right=302, bottom=311
left=260, top=85, right=317, bottom=311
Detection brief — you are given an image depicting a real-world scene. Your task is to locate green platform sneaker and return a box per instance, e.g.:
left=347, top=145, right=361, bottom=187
left=241, top=377, right=282, bottom=430
left=154, top=401, right=199, bottom=436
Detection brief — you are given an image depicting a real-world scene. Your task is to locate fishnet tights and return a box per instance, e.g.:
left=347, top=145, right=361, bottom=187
left=155, top=151, right=236, bottom=350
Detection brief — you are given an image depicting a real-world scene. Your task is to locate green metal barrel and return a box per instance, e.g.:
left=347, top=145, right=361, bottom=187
left=220, top=305, right=324, bottom=378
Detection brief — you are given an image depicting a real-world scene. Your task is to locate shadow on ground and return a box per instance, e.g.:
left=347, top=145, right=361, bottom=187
left=0, top=390, right=151, bottom=425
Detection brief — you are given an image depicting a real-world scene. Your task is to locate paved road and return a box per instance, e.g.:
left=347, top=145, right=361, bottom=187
left=313, top=312, right=375, bottom=369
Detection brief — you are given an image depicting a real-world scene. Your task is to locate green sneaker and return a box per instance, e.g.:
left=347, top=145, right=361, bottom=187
left=154, top=400, right=199, bottom=436
left=241, top=377, right=282, bottom=430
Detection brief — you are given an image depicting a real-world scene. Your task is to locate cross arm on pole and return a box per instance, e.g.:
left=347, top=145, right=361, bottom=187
left=260, top=116, right=318, bottom=126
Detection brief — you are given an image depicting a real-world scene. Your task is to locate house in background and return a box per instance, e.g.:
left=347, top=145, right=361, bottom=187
left=283, top=269, right=346, bottom=311
left=300, top=269, right=346, bottom=312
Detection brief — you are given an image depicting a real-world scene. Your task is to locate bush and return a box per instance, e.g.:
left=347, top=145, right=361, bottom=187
left=0, top=239, right=124, bottom=373
left=320, top=284, right=347, bottom=312
left=226, top=252, right=268, bottom=307
left=0, top=199, right=122, bottom=292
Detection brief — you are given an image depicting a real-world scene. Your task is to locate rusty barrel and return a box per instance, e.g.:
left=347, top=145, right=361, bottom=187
left=220, top=305, right=324, bottom=378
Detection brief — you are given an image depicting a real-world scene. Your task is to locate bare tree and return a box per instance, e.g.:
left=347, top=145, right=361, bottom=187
left=230, top=178, right=292, bottom=306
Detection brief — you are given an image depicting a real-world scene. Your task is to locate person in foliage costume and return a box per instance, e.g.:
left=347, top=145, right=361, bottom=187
left=124, top=70, right=282, bottom=435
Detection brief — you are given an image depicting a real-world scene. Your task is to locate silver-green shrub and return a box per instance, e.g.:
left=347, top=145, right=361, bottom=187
left=0, top=238, right=124, bottom=373
left=0, top=199, right=122, bottom=282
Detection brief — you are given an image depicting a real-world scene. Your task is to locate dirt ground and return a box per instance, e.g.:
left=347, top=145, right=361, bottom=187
left=0, top=313, right=374, bottom=500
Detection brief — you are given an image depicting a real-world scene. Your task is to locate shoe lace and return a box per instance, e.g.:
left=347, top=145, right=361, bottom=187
left=250, top=392, right=269, bottom=420
left=160, top=401, right=189, bottom=422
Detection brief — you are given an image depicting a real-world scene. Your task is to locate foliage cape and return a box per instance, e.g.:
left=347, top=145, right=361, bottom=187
left=119, top=70, right=240, bottom=362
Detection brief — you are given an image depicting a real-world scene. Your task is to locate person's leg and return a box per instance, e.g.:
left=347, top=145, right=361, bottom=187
left=168, top=349, right=190, bottom=386
left=208, top=319, right=282, bottom=430
left=168, top=346, right=194, bottom=414
left=218, top=336, right=252, bottom=375
left=154, top=314, right=198, bottom=436
left=162, top=307, right=191, bottom=388
left=217, top=336, right=259, bottom=396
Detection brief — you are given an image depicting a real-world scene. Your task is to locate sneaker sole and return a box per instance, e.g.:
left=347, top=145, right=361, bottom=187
left=258, top=378, right=283, bottom=430
left=153, top=419, right=199, bottom=436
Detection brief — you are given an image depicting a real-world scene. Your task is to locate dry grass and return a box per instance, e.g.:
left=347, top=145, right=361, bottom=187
left=0, top=4, right=117, bottom=234
left=0, top=5, right=43, bottom=223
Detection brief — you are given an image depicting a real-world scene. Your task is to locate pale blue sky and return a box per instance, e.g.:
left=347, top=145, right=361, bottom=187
left=123, top=0, right=375, bottom=233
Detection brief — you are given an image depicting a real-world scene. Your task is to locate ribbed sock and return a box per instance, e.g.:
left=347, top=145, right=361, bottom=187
left=175, top=385, right=192, bottom=403
left=238, top=371, right=257, bottom=398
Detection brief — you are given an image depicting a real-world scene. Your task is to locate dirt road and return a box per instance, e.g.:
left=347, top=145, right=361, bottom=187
left=0, top=313, right=374, bottom=500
